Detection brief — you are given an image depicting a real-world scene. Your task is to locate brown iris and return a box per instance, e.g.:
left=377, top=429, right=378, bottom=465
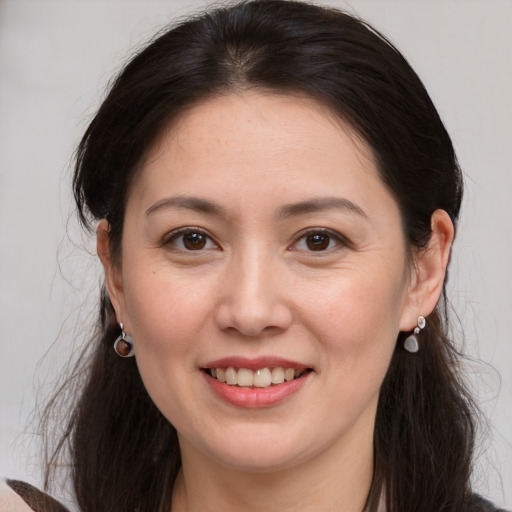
left=306, top=233, right=330, bottom=251
left=183, top=232, right=207, bottom=250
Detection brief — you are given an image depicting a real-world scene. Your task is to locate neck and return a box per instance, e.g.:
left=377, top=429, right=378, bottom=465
left=171, top=418, right=376, bottom=512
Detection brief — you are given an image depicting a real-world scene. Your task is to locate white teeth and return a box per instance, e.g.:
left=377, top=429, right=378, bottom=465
left=253, top=368, right=272, bottom=388
left=271, top=367, right=285, bottom=384
left=237, top=368, right=254, bottom=387
left=225, top=367, right=237, bottom=385
left=284, top=368, right=295, bottom=382
left=210, top=366, right=306, bottom=388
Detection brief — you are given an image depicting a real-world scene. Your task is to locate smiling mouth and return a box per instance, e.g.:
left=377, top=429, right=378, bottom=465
left=204, top=367, right=312, bottom=388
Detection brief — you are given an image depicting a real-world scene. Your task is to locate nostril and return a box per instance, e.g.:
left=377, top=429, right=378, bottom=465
left=221, top=324, right=290, bottom=339
left=214, top=289, right=293, bottom=337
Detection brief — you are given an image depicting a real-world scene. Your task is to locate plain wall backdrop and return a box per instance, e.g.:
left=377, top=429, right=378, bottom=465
left=0, top=0, right=511, bottom=508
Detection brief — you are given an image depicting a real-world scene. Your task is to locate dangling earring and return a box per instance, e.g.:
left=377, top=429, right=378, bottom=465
left=403, top=315, right=426, bottom=353
left=113, top=322, right=134, bottom=358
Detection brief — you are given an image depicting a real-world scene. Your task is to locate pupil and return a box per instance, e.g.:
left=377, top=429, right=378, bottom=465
left=184, top=232, right=206, bottom=250
left=307, top=233, right=329, bottom=251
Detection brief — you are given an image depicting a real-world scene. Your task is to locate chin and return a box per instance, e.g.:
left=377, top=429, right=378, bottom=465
left=186, top=423, right=316, bottom=473
left=213, top=446, right=305, bottom=474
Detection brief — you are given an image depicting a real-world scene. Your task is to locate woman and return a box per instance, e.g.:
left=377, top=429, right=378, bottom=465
left=1, top=1, right=507, bottom=511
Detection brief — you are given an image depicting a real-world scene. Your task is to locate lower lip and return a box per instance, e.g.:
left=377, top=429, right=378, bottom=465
left=203, top=371, right=310, bottom=408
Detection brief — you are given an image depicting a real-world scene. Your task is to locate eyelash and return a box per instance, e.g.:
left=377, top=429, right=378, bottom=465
left=291, top=228, right=349, bottom=253
left=163, top=227, right=219, bottom=252
left=162, top=227, right=349, bottom=253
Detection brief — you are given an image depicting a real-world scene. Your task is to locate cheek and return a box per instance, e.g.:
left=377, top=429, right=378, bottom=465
left=122, top=267, right=215, bottom=355
left=121, top=268, right=215, bottom=423
left=297, top=267, right=407, bottom=361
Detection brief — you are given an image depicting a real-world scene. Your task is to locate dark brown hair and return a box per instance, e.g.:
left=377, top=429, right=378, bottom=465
left=44, top=1, right=479, bottom=510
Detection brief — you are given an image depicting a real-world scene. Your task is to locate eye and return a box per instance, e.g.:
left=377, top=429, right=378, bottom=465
left=292, top=229, right=345, bottom=252
left=165, top=228, right=218, bottom=251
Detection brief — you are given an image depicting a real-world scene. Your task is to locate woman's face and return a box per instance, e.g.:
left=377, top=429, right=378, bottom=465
left=106, top=92, right=420, bottom=472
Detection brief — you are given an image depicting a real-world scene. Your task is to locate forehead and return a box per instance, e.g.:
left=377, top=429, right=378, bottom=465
left=129, top=91, right=397, bottom=222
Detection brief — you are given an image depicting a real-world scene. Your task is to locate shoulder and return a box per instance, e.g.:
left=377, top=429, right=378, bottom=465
left=468, top=494, right=509, bottom=512
left=0, top=478, right=69, bottom=512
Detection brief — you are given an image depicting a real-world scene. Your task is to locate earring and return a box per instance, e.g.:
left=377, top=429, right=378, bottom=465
left=403, top=315, right=426, bottom=353
left=113, top=322, right=134, bottom=358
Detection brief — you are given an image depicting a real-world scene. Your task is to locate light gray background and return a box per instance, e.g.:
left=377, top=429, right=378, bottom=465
left=0, top=0, right=510, bottom=508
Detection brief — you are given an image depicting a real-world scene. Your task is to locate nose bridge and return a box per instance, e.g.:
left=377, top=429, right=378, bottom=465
left=216, top=241, right=292, bottom=336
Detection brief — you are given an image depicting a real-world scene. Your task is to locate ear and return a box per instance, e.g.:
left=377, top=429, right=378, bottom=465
left=97, top=219, right=127, bottom=326
left=399, top=209, right=455, bottom=331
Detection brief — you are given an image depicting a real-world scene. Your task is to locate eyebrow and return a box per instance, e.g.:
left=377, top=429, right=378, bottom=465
left=277, top=197, right=367, bottom=219
left=145, top=195, right=227, bottom=217
left=145, top=195, right=367, bottom=219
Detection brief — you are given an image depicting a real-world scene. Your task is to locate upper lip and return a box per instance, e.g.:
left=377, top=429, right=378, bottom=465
left=203, top=356, right=311, bottom=371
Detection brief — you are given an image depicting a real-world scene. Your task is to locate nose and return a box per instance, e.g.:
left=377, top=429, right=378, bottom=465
left=215, top=249, right=293, bottom=337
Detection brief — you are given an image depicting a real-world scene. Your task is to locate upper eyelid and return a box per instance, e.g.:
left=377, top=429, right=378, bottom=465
left=294, top=227, right=347, bottom=241
left=160, top=226, right=349, bottom=249
left=290, top=228, right=351, bottom=251
left=167, top=226, right=208, bottom=236
left=162, top=226, right=219, bottom=247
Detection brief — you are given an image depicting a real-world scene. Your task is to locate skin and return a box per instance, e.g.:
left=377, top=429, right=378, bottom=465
left=98, top=92, right=454, bottom=512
